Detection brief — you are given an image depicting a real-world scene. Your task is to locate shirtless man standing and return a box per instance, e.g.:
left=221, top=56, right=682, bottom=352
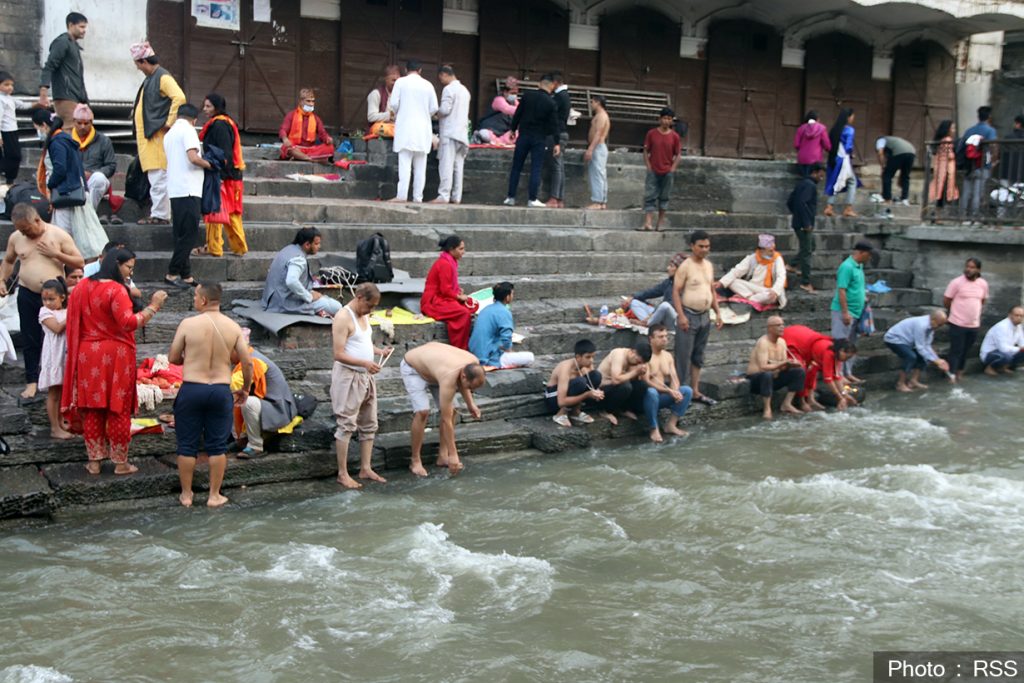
left=331, top=283, right=390, bottom=489
left=644, top=324, right=692, bottom=442
left=585, top=95, right=611, bottom=210
left=168, top=282, right=252, bottom=508
left=672, top=229, right=723, bottom=405
left=400, top=341, right=485, bottom=476
left=594, top=342, right=651, bottom=425
left=0, top=203, right=84, bottom=400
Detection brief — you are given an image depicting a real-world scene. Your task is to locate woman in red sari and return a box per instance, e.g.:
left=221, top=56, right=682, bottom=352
left=62, top=249, right=168, bottom=474
left=420, top=235, right=477, bottom=349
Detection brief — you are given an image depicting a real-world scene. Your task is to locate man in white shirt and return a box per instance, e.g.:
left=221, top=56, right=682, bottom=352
left=433, top=64, right=470, bottom=204
left=163, top=103, right=210, bottom=288
left=980, top=305, right=1024, bottom=375
left=389, top=59, right=438, bottom=203
left=366, top=64, right=400, bottom=134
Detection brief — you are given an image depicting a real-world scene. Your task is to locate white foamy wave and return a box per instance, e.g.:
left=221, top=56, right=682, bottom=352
left=407, top=523, right=554, bottom=612
left=640, top=483, right=681, bottom=504
left=260, top=543, right=348, bottom=584
left=0, top=666, right=73, bottom=683
left=753, top=410, right=949, bottom=448
left=947, top=387, right=978, bottom=404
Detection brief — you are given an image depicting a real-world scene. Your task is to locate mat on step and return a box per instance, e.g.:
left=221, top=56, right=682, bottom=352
left=232, top=300, right=334, bottom=334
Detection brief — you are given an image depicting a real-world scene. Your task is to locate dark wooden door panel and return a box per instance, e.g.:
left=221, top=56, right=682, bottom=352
left=804, top=34, right=875, bottom=161
left=893, top=41, right=954, bottom=154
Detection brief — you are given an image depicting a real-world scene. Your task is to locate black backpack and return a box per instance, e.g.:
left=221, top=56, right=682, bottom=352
left=124, top=156, right=151, bottom=202
left=355, top=232, right=394, bottom=283
left=2, top=182, right=52, bottom=221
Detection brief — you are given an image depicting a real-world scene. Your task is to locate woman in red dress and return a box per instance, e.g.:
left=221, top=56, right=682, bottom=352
left=420, top=235, right=477, bottom=349
left=62, top=249, right=167, bottom=474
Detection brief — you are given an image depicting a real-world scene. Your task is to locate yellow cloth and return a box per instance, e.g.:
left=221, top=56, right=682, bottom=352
left=206, top=214, right=248, bottom=257
left=134, top=73, right=186, bottom=172
left=71, top=125, right=96, bottom=149
left=369, top=307, right=435, bottom=326
left=230, top=357, right=268, bottom=393
left=277, top=415, right=303, bottom=434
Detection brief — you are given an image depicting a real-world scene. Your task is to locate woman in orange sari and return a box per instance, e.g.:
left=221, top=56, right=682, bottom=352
left=62, top=249, right=167, bottom=474
left=197, top=93, right=248, bottom=257
left=928, top=120, right=959, bottom=222
left=420, top=235, right=477, bottom=349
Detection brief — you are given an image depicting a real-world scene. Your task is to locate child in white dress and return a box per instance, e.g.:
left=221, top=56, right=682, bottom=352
left=39, top=278, right=72, bottom=439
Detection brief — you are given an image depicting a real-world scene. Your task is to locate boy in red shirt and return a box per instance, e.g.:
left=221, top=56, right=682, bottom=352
left=642, top=107, right=682, bottom=231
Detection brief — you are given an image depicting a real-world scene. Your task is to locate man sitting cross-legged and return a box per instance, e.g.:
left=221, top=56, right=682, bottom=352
left=716, top=234, right=788, bottom=308
left=544, top=339, right=605, bottom=428
left=746, top=315, right=805, bottom=420
left=400, top=342, right=486, bottom=477
left=643, top=324, right=693, bottom=442
left=594, top=341, right=652, bottom=425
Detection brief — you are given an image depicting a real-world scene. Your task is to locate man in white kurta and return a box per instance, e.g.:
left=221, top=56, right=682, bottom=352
left=433, top=65, right=471, bottom=204
left=389, top=60, right=438, bottom=202
left=716, top=234, right=788, bottom=308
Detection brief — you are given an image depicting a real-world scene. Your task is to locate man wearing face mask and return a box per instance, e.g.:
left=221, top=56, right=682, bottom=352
left=278, top=88, right=334, bottom=163
left=943, top=257, right=988, bottom=382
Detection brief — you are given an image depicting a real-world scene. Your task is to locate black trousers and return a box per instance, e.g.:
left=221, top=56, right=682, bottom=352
left=169, top=196, right=201, bottom=278
left=0, top=131, right=21, bottom=184
left=595, top=379, right=646, bottom=414
left=946, top=323, right=979, bottom=375
left=17, top=287, right=42, bottom=384
left=747, top=367, right=806, bottom=397
left=544, top=370, right=603, bottom=414
left=882, top=153, right=915, bottom=201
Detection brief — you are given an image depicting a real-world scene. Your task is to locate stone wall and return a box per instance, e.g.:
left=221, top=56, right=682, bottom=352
left=992, top=31, right=1024, bottom=130
left=0, top=0, right=42, bottom=94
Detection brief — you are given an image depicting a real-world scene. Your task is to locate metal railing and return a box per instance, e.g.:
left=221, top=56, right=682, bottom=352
left=921, top=137, right=1024, bottom=225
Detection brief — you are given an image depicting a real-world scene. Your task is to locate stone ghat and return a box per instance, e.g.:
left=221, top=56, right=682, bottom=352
left=0, top=160, right=937, bottom=519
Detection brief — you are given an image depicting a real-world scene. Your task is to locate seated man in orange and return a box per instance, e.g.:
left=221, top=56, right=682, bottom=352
left=782, top=324, right=858, bottom=412
left=278, top=88, right=334, bottom=163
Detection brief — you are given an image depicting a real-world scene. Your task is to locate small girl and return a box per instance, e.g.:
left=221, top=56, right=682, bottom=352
left=39, top=278, right=72, bottom=439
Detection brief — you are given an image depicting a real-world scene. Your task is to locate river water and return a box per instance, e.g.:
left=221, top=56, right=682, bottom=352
left=2, top=378, right=1023, bottom=683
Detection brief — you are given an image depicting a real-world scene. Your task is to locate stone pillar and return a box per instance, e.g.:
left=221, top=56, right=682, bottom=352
left=957, top=31, right=1005, bottom=133
left=0, top=0, right=42, bottom=96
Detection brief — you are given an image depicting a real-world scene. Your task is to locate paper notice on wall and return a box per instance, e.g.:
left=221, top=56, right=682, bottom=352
left=253, top=0, right=271, bottom=22
left=192, top=0, right=241, bottom=31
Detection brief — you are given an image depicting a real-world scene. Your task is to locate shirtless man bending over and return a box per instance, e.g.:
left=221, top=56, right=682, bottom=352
left=594, top=343, right=651, bottom=425
left=0, top=203, right=84, bottom=399
left=168, top=282, right=252, bottom=507
left=400, top=341, right=485, bottom=476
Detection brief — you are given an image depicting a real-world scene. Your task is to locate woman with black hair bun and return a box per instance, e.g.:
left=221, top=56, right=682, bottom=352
left=31, top=109, right=87, bottom=235
left=420, top=235, right=477, bottom=349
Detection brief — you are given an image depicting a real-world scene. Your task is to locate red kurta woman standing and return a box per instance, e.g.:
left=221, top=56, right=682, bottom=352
left=420, top=235, right=477, bottom=349
left=62, top=248, right=167, bottom=475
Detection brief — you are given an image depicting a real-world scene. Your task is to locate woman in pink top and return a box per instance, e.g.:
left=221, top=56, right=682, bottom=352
left=943, top=257, right=988, bottom=381
left=793, top=110, right=831, bottom=177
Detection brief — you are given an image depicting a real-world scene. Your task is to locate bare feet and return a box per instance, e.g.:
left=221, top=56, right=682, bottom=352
left=410, top=462, right=429, bottom=477
left=179, top=492, right=193, bottom=507
left=20, top=383, right=37, bottom=400
left=430, top=198, right=448, bottom=204
left=799, top=283, right=815, bottom=293
left=762, top=411, right=773, bottom=420
left=781, top=404, right=803, bottom=416
left=337, top=475, right=363, bottom=490
left=206, top=493, right=229, bottom=508
left=910, top=380, right=928, bottom=390
left=1001, top=366, right=1015, bottom=374
left=663, top=424, right=688, bottom=437
left=984, top=366, right=1000, bottom=377
left=621, top=411, right=638, bottom=421
left=586, top=203, right=603, bottom=210
left=896, top=382, right=913, bottom=393
left=447, top=460, right=464, bottom=475
left=846, top=375, right=865, bottom=385
left=599, top=411, right=618, bottom=426
left=113, top=463, right=139, bottom=475
left=649, top=428, right=664, bottom=443
left=388, top=197, right=406, bottom=203
left=359, top=468, right=387, bottom=484
left=85, top=461, right=101, bottom=475
left=50, top=427, right=75, bottom=440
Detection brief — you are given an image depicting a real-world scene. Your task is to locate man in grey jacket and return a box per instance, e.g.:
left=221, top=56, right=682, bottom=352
left=39, top=12, right=89, bottom=123
left=71, top=104, right=117, bottom=218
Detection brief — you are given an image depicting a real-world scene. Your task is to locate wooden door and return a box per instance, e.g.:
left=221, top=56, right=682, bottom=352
left=598, top=8, right=679, bottom=94
left=184, top=1, right=303, bottom=132
left=803, top=34, right=875, bottom=161
left=339, top=0, right=443, bottom=134
left=892, top=41, right=955, bottom=153
left=477, top=0, right=568, bottom=105
left=704, top=20, right=782, bottom=158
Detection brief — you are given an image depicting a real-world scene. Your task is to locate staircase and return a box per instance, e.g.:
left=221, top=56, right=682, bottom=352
left=0, top=146, right=938, bottom=518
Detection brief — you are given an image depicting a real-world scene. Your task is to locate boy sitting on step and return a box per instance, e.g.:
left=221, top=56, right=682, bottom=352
left=544, top=339, right=604, bottom=428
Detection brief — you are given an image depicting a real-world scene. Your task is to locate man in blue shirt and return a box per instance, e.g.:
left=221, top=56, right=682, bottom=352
left=883, top=309, right=950, bottom=392
left=469, top=281, right=535, bottom=368
left=830, top=241, right=874, bottom=382
left=959, top=105, right=998, bottom=222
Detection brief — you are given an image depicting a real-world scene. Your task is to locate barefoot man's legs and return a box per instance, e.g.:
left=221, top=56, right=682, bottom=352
left=174, top=382, right=235, bottom=507
left=401, top=359, right=438, bottom=477
left=331, top=363, right=385, bottom=488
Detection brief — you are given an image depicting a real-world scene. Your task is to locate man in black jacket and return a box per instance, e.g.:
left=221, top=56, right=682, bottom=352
left=545, top=71, right=571, bottom=208
left=503, top=75, right=561, bottom=208
left=787, top=162, right=824, bottom=293
left=39, top=12, right=89, bottom=123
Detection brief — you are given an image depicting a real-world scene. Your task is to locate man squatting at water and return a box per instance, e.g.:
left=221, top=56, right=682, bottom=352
left=331, top=283, right=390, bottom=489
left=400, top=341, right=486, bottom=476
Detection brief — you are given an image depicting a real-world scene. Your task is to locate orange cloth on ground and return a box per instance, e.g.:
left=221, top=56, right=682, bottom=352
left=754, top=250, right=782, bottom=289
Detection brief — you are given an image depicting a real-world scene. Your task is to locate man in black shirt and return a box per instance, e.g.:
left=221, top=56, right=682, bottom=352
left=787, top=162, right=825, bottom=292
left=504, top=75, right=561, bottom=208
left=545, top=71, right=571, bottom=208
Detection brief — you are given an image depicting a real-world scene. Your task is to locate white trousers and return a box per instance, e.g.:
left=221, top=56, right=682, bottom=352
left=51, top=208, right=73, bottom=231
left=241, top=395, right=264, bottom=451
left=87, top=172, right=110, bottom=211
left=499, top=351, right=535, bottom=368
left=147, top=168, right=170, bottom=219
left=436, top=138, right=468, bottom=202
left=396, top=149, right=427, bottom=202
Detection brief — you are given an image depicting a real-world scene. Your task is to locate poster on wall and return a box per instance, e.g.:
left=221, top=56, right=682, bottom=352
left=254, top=0, right=271, bottom=23
left=192, top=0, right=241, bottom=31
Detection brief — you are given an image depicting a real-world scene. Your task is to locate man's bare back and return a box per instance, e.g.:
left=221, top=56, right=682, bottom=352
left=170, top=311, right=246, bottom=384
left=404, top=341, right=478, bottom=392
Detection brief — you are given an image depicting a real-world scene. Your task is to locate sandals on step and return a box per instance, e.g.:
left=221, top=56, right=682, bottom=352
left=552, top=414, right=571, bottom=428
left=570, top=411, right=594, bottom=424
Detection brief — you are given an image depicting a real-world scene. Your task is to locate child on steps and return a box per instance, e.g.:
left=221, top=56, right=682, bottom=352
left=38, top=278, right=72, bottom=439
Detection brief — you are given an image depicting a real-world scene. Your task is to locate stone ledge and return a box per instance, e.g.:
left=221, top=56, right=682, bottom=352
left=0, top=465, right=53, bottom=519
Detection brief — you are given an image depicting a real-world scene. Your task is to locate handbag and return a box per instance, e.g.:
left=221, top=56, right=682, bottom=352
left=50, top=184, right=87, bottom=209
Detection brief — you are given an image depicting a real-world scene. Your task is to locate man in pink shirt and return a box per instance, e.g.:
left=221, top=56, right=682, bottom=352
left=943, top=257, right=988, bottom=382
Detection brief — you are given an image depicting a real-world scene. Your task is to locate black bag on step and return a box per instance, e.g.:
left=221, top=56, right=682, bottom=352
left=2, top=182, right=51, bottom=221
left=355, top=232, right=394, bottom=283
left=124, top=156, right=150, bottom=202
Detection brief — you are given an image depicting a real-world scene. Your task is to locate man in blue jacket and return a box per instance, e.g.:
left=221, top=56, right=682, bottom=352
left=469, top=281, right=534, bottom=368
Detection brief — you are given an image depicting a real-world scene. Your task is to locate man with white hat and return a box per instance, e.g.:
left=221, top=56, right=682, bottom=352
left=715, top=234, right=788, bottom=308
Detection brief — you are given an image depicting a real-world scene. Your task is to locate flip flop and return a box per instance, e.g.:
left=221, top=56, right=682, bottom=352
left=164, top=276, right=190, bottom=289
left=552, top=414, right=571, bottom=428
left=570, top=411, right=594, bottom=424
left=693, top=395, right=718, bottom=406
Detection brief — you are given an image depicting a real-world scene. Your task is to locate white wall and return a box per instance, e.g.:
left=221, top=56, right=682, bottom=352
left=41, top=0, right=149, bottom=102
left=957, top=31, right=1005, bottom=134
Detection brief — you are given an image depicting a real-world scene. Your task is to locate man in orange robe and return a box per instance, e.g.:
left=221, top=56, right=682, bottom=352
left=278, top=88, right=333, bottom=162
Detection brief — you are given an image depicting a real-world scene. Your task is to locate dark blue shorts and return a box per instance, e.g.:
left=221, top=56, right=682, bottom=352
left=174, top=382, right=233, bottom=457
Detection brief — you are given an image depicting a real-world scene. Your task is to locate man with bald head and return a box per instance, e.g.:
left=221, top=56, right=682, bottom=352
left=980, top=305, right=1024, bottom=375
left=746, top=315, right=805, bottom=420
left=0, top=203, right=84, bottom=399
left=883, top=309, right=950, bottom=392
